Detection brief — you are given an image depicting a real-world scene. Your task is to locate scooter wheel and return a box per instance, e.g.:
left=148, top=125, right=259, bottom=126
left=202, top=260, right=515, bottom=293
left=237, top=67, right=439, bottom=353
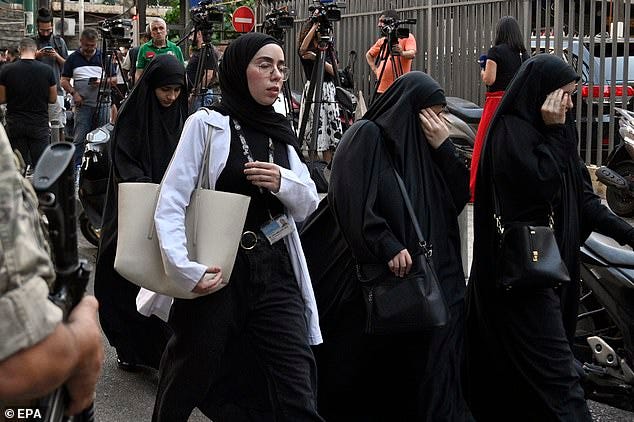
left=606, top=161, right=634, bottom=217
left=79, top=212, right=101, bottom=247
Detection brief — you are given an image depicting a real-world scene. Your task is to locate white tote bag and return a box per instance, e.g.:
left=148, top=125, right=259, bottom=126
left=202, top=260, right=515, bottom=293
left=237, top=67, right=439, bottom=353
left=114, top=126, right=250, bottom=299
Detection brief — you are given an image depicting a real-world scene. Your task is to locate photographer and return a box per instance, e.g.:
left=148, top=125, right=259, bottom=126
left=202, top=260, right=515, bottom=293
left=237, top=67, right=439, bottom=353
left=297, top=10, right=342, bottom=164
left=186, top=30, right=219, bottom=113
left=365, top=9, right=416, bottom=96
left=0, top=128, right=103, bottom=416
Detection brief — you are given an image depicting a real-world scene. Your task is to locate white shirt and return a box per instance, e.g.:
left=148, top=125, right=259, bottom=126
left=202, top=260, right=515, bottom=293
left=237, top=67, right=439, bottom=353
left=137, top=109, right=323, bottom=345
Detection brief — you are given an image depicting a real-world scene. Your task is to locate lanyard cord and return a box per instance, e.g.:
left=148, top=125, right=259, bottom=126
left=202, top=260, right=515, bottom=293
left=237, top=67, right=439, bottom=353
left=232, top=118, right=276, bottom=218
left=233, top=119, right=274, bottom=164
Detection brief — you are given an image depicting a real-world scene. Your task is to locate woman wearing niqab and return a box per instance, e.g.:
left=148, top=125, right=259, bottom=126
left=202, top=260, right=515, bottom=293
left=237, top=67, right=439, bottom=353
left=465, top=54, right=634, bottom=420
left=94, top=54, right=187, bottom=370
left=328, top=71, right=470, bottom=421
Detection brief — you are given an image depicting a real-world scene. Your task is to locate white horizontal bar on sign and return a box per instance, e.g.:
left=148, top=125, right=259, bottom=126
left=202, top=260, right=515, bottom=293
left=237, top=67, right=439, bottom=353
left=235, top=18, right=253, bottom=23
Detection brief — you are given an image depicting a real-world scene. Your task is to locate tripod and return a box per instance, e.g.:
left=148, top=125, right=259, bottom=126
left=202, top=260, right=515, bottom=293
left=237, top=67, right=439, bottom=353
left=265, top=27, right=295, bottom=130
left=95, top=38, right=125, bottom=125
left=189, top=28, right=220, bottom=113
left=297, top=30, right=340, bottom=160
left=370, top=37, right=404, bottom=105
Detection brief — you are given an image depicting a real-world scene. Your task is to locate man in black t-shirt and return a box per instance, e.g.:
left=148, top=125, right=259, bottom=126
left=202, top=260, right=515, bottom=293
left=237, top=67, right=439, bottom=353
left=0, top=38, right=56, bottom=168
left=33, top=8, right=69, bottom=143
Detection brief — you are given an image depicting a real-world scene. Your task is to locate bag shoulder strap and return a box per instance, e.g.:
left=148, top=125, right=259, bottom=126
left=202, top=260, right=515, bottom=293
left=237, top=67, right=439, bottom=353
left=488, top=131, right=553, bottom=233
left=391, top=169, right=431, bottom=255
left=198, top=110, right=214, bottom=190
left=363, top=119, right=432, bottom=254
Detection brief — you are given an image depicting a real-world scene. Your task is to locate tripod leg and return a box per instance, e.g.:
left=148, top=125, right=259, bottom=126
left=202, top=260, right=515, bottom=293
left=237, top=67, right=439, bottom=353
left=370, top=39, right=390, bottom=105
left=297, top=57, right=320, bottom=149
left=190, top=44, right=210, bottom=114
left=282, top=81, right=294, bottom=130
left=309, top=49, right=326, bottom=156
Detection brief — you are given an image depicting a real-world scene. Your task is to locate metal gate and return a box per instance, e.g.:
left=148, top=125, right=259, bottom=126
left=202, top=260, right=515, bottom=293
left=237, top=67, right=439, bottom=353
left=256, top=0, right=632, bottom=164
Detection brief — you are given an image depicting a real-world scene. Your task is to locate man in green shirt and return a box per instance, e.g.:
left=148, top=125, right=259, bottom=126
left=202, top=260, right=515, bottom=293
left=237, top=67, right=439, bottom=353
left=135, top=17, right=184, bottom=82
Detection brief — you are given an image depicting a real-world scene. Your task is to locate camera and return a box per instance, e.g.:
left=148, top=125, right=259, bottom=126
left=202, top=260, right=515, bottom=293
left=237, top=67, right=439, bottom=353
left=190, top=0, right=225, bottom=42
left=99, top=18, right=133, bottom=49
left=308, top=0, right=346, bottom=33
left=264, top=6, right=295, bottom=42
left=190, top=0, right=225, bottom=28
left=380, top=17, right=416, bottom=55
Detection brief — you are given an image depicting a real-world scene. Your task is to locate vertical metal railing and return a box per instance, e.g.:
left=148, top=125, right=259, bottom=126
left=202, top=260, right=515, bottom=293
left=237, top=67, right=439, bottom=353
left=256, top=0, right=633, bottom=165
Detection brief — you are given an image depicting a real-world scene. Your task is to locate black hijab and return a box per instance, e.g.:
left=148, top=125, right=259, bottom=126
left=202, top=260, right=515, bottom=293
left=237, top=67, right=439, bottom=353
left=99, top=53, right=187, bottom=270
left=365, top=70, right=446, bottom=164
left=469, top=54, right=588, bottom=350
left=330, top=71, right=468, bottom=305
left=472, top=54, right=582, bottom=293
left=214, top=32, right=298, bottom=149
left=112, top=53, right=188, bottom=183
left=489, top=53, right=580, bottom=130
left=364, top=71, right=448, bottom=229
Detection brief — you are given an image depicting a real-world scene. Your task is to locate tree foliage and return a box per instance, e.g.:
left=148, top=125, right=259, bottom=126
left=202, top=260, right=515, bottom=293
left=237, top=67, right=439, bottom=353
left=164, top=0, right=257, bottom=41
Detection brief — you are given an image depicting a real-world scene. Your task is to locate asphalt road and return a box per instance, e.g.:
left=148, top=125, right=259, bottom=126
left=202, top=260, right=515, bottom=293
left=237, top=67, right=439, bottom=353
left=79, top=203, right=634, bottom=421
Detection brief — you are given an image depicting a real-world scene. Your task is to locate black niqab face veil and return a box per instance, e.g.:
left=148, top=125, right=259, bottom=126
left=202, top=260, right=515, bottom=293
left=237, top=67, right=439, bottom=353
left=491, top=54, right=580, bottom=129
left=216, top=32, right=299, bottom=148
left=364, top=71, right=447, bottom=171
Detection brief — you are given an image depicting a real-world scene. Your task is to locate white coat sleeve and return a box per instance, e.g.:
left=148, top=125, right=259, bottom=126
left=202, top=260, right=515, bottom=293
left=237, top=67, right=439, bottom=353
left=273, top=146, right=319, bottom=223
left=154, top=114, right=208, bottom=292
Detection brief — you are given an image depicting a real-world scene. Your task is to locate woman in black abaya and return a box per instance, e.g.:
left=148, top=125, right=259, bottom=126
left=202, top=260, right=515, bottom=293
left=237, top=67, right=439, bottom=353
left=94, top=54, right=187, bottom=370
left=328, top=71, right=470, bottom=421
left=465, top=54, right=634, bottom=420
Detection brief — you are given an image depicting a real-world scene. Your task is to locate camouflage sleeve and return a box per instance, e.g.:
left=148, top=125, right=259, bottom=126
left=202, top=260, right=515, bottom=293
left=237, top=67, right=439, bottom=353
left=0, top=126, right=62, bottom=362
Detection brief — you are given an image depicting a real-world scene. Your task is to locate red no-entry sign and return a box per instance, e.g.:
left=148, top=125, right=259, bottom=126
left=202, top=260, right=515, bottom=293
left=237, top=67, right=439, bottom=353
left=232, top=6, right=255, bottom=33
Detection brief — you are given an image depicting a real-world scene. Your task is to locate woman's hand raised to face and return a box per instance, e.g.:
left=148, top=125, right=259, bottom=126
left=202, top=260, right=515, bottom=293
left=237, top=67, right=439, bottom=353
left=541, top=89, right=569, bottom=126
left=419, top=108, right=449, bottom=149
left=244, top=161, right=282, bottom=193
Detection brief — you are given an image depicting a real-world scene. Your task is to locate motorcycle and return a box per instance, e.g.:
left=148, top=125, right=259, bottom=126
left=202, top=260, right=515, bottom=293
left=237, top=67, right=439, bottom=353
left=595, top=108, right=634, bottom=217
left=78, top=123, right=113, bottom=246
left=577, top=232, right=634, bottom=410
left=443, top=96, right=482, bottom=168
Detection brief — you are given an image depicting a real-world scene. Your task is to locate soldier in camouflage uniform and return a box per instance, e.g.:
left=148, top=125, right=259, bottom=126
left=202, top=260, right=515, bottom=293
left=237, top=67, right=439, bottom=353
left=0, top=126, right=103, bottom=415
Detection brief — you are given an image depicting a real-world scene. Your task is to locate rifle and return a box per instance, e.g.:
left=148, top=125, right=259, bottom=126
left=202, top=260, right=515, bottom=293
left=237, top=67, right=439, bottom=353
left=31, top=143, right=94, bottom=422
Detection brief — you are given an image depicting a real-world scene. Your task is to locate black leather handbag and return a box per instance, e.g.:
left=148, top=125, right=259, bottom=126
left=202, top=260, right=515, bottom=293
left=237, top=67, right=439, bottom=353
left=357, top=168, right=449, bottom=334
left=496, top=221, right=571, bottom=291
left=491, top=154, right=570, bottom=291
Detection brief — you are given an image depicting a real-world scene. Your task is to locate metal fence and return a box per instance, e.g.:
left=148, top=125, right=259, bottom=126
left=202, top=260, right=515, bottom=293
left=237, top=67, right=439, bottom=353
left=255, top=0, right=633, bottom=165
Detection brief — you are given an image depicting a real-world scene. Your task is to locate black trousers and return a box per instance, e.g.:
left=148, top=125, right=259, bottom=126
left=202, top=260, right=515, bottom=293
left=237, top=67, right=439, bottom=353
left=6, top=121, right=50, bottom=168
left=152, top=238, right=323, bottom=422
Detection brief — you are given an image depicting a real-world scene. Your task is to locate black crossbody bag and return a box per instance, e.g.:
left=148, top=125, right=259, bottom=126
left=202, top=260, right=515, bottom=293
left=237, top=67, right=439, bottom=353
left=357, top=168, right=449, bottom=334
left=491, top=148, right=571, bottom=291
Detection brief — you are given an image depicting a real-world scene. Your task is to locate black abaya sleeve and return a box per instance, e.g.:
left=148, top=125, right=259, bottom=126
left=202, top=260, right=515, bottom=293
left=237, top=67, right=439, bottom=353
left=329, top=121, right=405, bottom=264
left=494, top=117, right=571, bottom=206
left=111, top=128, right=150, bottom=183
left=578, top=159, right=634, bottom=244
left=430, top=139, right=470, bottom=213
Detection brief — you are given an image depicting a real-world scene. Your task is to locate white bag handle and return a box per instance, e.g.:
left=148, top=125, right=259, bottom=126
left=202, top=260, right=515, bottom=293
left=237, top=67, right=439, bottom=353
left=145, top=115, right=214, bottom=242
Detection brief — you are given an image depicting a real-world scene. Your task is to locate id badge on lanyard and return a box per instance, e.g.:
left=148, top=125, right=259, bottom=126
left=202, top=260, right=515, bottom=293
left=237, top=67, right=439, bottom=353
left=234, top=118, right=294, bottom=245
